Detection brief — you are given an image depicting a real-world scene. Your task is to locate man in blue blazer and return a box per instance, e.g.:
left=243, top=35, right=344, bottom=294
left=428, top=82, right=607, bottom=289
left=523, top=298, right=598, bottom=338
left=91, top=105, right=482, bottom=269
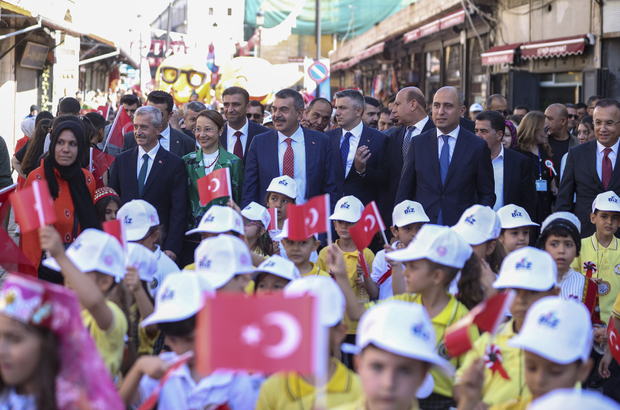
left=325, top=90, right=387, bottom=206
left=241, top=89, right=336, bottom=209
left=396, top=87, right=496, bottom=226
left=109, top=106, right=188, bottom=261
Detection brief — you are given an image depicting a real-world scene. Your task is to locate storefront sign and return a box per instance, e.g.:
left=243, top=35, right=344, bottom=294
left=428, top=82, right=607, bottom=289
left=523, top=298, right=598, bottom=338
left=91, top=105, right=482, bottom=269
left=481, top=43, right=522, bottom=66
left=404, top=9, right=465, bottom=44
left=521, top=35, right=588, bottom=60
left=21, top=42, right=49, bottom=70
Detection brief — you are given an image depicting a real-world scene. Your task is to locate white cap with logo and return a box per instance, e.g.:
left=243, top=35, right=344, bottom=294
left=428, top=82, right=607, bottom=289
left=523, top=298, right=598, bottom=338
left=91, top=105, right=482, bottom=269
left=267, top=176, right=298, bottom=200
left=470, top=103, right=484, bottom=113
left=253, top=255, right=301, bottom=282
left=592, top=191, right=620, bottom=213
left=284, top=276, right=345, bottom=327
left=126, top=242, right=158, bottom=282
left=241, top=201, right=271, bottom=229
left=540, top=211, right=581, bottom=234
left=186, top=205, right=245, bottom=236
left=388, top=224, right=473, bottom=269
left=530, top=389, right=620, bottom=410
left=497, top=204, right=539, bottom=229
left=452, top=205, right=501, bottom=246
left=493, top=246, right=557, bottom=291
left=116, top=199, right=160, bottom=241
left=194, top=235, right=255, bottom=289
left=329, top=195, right=364, bottom=223
left=392, top=200, right=430, bottom=227
left=508, top=296, right=592, bottom=364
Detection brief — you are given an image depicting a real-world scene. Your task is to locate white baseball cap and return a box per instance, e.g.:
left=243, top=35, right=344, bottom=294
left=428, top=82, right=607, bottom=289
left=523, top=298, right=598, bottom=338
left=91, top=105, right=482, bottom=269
left=126, top=242, right=158, bottom=282
left=388, top=224, right=473, bottom=269
left=42, top=229, right=126, bottom=282
left=329, top=195, right=364, bottom=223
left=186, top=205, right=245, bottom=236
left=263, top=111, right=273, bottom=126
left=284, top=276, right=345, bottom=327
left=267, top=176, right=298, bottom=200
left=530, top=389, right=620, bottom=410
left=508, top=296, right=592, bottom=364
left=357, top=301, right=455, bottom=376
left=253, top=255, right=301, bottom=282
left=497, top=205, right=539, bottom=229
left=470, top=103, right=483, bottom=112
left=392, top=200, right=430, bottom=227
left=452, top=205, right=501, bottom=246
left=493, top=246, right=557, bottom=291
left=241, top=201, right=271, bottom=229
left=116, top=200, right=160, bottom=241
left=273, top=219, right=319, bottom=241
left=592, top=191, right=620, bottom=213
left=141, top=270, right=215, bottom=327
left=540, top=212, right=581, bottom=234
left=194, top=235, right=255, bottom=289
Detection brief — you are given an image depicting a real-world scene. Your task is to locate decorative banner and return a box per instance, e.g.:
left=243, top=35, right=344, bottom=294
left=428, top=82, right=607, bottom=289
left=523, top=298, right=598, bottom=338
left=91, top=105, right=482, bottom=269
left=197, top=168, right=232, bottom=207
left=286, top=194, right=330, bottom=242
left=10, top=180, right=57, bottom=234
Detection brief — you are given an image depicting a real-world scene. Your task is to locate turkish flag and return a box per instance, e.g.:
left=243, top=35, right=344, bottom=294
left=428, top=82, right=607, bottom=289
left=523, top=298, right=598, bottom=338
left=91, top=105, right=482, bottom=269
left=105, top=106, right=133, bottom=148
left=349, top=201, right=385, bottom=251
left=196, top=293, right=324, bottom=375
left=89, top=148, right=115, bottom=185
left=96, top=105, right=110, bottom=120
left=197, top=168, right=232, bottom=206
left=286, top=194, right=330, bottom=241
left=445, top=290, right=516, bottom=357
left=10, top=180, right=57, bottom=234
left=0, top=228, right=36, bottom=276
left=267, top=208, right=278, bottom=231
left=103, top=219, right=126, bottom=250
left=0, top=183, right=17, bottom=223
left=137, top=351, right=194, bottom=410
left=607, top=316, right=620, bottom=365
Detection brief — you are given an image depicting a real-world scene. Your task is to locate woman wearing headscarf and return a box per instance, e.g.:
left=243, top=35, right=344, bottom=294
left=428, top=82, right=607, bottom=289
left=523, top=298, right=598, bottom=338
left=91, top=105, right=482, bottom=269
left=21, top=119, right=100, bottom=282
left=12, top=117, right=36, bottom=188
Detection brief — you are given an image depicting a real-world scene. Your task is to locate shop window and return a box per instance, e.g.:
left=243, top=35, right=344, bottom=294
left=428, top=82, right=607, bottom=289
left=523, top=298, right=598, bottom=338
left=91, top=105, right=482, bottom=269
left=539, top=72, right=583, bottom=107
left=445, top=45, right=461, bottom=89
left=426, top=51, right=441, bottom=105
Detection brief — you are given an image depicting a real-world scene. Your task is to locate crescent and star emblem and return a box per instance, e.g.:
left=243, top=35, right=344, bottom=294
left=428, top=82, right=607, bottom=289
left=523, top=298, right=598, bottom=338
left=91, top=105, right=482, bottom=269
left=209, top=178, right=221, bottom=192
left=240, top=311, right=302, bottom=359
left=364, top=214, right=376, bottom=232
left=305, top=208, right=319, bottom=229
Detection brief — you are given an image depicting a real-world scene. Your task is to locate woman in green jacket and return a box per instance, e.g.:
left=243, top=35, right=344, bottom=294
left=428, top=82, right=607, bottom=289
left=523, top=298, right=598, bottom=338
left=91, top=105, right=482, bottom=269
left=181, top=109, right=243, bottom=266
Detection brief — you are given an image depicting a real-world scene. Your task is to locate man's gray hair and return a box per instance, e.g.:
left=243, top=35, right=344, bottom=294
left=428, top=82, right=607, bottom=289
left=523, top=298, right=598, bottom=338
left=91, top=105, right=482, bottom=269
left=334, top=89, right=365, bottom=112
left=135, top=106, right=163, bottom=128
left=275, top=88, right=305, bottom=112
left=185, top=101, right=207, bottom=114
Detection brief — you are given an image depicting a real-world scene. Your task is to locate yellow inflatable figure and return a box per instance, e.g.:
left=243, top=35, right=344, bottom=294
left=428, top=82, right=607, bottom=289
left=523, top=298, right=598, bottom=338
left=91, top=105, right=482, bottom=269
left=215, top=57, right=274, bottom=105
left=155, top=53, right=211, bottom=105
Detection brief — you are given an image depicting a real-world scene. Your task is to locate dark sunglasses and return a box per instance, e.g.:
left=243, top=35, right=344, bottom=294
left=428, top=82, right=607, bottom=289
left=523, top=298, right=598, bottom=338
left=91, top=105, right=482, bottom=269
left=160, top=66, right=207, bottom=87
left=497, top=109, right=510, bottom=117
left=246, top=113, right=262, bottom=120
left=567, top=114, right=579, bottom=119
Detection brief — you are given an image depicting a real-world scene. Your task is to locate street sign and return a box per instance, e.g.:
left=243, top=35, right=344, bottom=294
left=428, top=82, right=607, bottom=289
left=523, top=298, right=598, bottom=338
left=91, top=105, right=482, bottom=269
left=308, top=61, right=329, bottom=84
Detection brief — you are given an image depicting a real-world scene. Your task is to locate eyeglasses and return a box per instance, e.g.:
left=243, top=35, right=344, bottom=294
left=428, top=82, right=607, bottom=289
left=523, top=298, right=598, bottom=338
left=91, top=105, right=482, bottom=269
left=243, top=218, right=262, bottom=227
left=246, top=113, right=263, bottom=120
left=594, top=120, right=620, bottom=128
left=160, top=66, right=207, bottom=87
left=567, top=114, right=579, bottom=119
left=496, top=109, right=510, bottom=117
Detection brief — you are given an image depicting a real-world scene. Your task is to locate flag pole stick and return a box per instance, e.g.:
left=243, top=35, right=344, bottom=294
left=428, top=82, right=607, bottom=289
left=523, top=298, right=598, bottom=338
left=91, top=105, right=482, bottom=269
left=102, top=106, right=123, bottom=152
left=325, top=194, right=332, bottom=246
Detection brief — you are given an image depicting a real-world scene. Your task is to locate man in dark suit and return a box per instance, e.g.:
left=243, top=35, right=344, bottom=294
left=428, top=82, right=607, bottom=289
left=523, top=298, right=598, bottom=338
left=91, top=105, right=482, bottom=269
left=110, top=106, right=188, bottom=262
left=241, top=88, right=336, bottom=209
left=474, top=110, right=535, bottom=217
left=122, top=90, right=196, bottom=157
left=557, top=98, right=620, bottom=237
left=396, top=86, right=496, bottom=226
left=219, top=86, right=269, bottom=167
left=325, top=90, right=387, bottom=206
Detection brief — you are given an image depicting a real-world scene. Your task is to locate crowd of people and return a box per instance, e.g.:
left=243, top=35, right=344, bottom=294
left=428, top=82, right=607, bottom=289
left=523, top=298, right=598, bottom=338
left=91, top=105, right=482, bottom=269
left=0, top=82, right=619, bottom=410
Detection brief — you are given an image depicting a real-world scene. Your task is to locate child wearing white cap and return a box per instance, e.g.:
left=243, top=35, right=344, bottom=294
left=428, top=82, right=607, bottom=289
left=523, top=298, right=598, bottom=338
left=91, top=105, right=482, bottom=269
left=241, top=201, right=275, bottom=258
left=276, top=219, right=328, bottom=277
left=194, top=235, right=256, bottom=292
left=256, top=276, right=362, bottom=410
left=265, top=175, right=298, bottom=232
left=121, top=271, right=259, bottom=409
left=38, top=226, right=129, bottom=379
left=497, top=204, right=539, bottom=254
left=457, top=296, right=594, bottom=410
left=253, top=255, right=301, bottom=295
left=453, top=247, right=560, bottom=407
left=368, top=200, right=429, bottom=301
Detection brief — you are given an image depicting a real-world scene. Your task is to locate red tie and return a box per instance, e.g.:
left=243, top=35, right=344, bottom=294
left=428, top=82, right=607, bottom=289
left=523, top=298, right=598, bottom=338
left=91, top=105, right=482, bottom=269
left=233, top=131, right=243, bottom=159
left=283, top=138, right=294, bottom=178
left=603, top=147, right=612, bottom=189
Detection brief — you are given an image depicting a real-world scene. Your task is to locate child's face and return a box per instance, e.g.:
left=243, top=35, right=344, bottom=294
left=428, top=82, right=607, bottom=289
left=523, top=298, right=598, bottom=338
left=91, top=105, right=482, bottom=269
left=329, top=321, right=348, bottom=358
left=255, top=273, right=290, bottom=296
left=356, top=345, right=430, bottom=410
left=0, top=315, right=43, bottom=393
left=333, top=220, right=354, bottom=240
left=391, top=223, right=424, bottom=247
left=167, top=329, right=196, bottom=365
left=499, top=227, right=530, bottom=253
left=510, top=288, right=557, bottom=331
left=104, top=201, right=119, bottom=222
left=402, top=259, right=438, bottom=294
left=243, top=219, right=265, bottom=241
left=524, top=351, right=591, bottom=400
left=544, top=234, right=576, bottom=274
left=590, top=211, right=620, bottom=237
left=218, top=273, right=252, bottom=293
left=282, top=237, right=319, bottom=266
left=471, top=240, right=496, bottom=261
left=267, top=193, right=293, bottom=220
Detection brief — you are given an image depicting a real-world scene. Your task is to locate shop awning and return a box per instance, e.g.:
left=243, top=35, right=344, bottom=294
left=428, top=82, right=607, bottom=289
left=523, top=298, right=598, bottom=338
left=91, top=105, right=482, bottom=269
left=404, top=9, right=466, bottom=44
left=332, top=42, right=385, bottom=71
left=520, top=34, right=590, bottom=60
left=481, top=43, right=522, bottom=66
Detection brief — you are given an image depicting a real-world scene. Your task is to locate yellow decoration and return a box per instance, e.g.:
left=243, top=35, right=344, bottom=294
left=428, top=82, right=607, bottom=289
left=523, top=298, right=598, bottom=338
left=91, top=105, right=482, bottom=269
left=155, top=53, right=211, bottom=105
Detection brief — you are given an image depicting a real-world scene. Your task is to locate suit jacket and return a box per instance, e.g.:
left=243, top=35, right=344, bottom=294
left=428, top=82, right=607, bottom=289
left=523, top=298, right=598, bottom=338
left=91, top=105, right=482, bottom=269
left=502, top=148, right=536, bottom=219
left=556, top=140, right=620, bottom=237
left=122, top=127, right=196, bottom=158
left=240, top=127, right=337, bottom=209
left=395, top=127, right=496, bottom=226
left=325, top=124, right=388, bottom=205
left=219, top=120, right=270, bottom=167
left=109, top=146, right=188, bottom=255
left=460, top=117, right=475, bottom=133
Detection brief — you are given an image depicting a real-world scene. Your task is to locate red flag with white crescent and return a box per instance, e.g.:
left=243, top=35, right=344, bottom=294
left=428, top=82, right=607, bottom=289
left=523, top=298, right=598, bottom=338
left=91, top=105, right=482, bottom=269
left=10, top=180, right=57, bottom=234
left=349, top=201, right=385, bottom=251
left=607, top=315, right=620, bottom=365
left=102, top=219, right=126, bottom=250
left=96, top=105, right=109, bottom=121
left=197, top=168, right=232, bottom=206
left=286, top=194, right=330, bottom=241
left=105, top=106, right=133, bottom=148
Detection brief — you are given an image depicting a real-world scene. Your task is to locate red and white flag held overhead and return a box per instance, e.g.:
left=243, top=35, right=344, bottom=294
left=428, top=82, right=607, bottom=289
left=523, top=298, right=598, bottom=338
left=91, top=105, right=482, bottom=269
left=89, top=148, right=115, bottom=183
left=104, top=106, right=133, bottom=149
left=197, top=167, right=232, bottom=206
left=103, top=219, right=127, bottom=250
left=286, top=194, right=330, bottom=242
left=349, top=201, right=386, bottom=251
left=607, top=316, right=620, bottom=365
left=10, top=180, right=57, bottom=234
left=96, top=105, right=110, bottom=121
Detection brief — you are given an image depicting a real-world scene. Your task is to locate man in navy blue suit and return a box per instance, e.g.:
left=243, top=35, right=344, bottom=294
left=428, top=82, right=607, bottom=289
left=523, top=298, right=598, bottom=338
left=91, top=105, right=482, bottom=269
left=109, top=106, right=188, bottom=262
left=396, top=86, right=495, bottom=226
left=219, top=86, right=269, bottom=166
left=241, top=88, right=336, bottom=209
left=325, top=90, right=387, bottom=206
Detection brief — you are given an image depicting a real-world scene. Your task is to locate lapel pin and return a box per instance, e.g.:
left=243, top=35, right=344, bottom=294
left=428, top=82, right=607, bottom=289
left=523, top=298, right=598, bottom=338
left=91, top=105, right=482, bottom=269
left=312, top=141, right=316, bottom=145
left=159, top=160, right=162, bottom=164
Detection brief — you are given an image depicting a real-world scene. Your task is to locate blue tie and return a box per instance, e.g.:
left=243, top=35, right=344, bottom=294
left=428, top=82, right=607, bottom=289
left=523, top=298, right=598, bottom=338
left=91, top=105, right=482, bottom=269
left=138, top=153, right=149, bottom=196
left=341, top=132, right=352, bottom=173
left=439, top=135, right=450, bottom=185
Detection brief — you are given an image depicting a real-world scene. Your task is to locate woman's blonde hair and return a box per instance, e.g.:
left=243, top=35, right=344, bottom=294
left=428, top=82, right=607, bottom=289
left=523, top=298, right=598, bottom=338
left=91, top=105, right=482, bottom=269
left=516, top=111, right=552, bottom=157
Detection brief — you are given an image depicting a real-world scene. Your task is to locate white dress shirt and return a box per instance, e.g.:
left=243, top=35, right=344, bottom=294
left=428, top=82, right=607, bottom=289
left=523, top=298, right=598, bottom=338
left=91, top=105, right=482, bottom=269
left=492, top=145, right=505, bottom=211
left=340, top=121, right=364, bottom=176
left=436, top=125, right=460, bottom=160
left=412, top=116, right=430, bottom=137
left=137, top=142, right=160, bottom=181
left=277, top=124, right=306, bottom=203
left=158, top=124, right=171, bottom=151
left=226, top=120, right=249, bottom=154
left=596, top=139, right=620, bottom=181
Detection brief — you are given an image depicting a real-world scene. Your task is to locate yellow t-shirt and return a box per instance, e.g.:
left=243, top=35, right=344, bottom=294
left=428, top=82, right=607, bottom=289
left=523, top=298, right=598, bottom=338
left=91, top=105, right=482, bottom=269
left=81, top=300, right=128, bottom=378
left=332, top=397, right=419, bottom=410
left=455, top=319, right=530, bottom=406
left=490, top=396, right=532, bottom=410
left=571, top=235, right=620, bottom=324
left=317, top=241, right=375, bottom=334
left=302, top=262, right=331, bottom=278
left=366, top=293, right=474, bottom=398
left=613, top=290, right=620, bottom=319
left=255, top=358, right=362, bottom=410
left=130, top=304, right=160, bottom=356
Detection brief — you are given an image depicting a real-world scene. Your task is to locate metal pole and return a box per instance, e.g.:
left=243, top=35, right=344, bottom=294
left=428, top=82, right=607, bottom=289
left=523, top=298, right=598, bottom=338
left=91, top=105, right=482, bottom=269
left=165, top=1, right=173, bottom=55
left=139, top=31, right=143, bottom=87
left=316, top=0, right=321, bottom=60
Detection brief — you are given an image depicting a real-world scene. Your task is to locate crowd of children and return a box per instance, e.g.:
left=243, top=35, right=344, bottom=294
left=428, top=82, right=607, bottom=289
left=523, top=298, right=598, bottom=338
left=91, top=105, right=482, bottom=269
left=3, top=175, right=620, bottom=409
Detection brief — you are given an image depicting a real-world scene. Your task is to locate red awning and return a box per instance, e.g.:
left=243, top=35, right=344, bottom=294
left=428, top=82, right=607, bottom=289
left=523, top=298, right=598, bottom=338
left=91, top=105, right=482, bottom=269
left=332, top=42, right=385, bottom=71
left=404, top=9, right=465, bottom=44
left=481, top=43, right=522, bottom=66
left=520, top=35, right=589, bottom=60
